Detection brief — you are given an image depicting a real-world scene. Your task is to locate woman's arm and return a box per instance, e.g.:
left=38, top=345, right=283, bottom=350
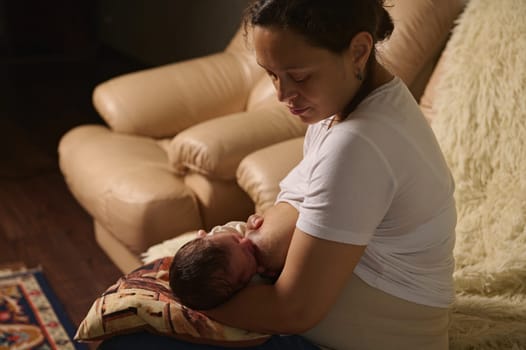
left=205, top=227, right=366, bottom=334
left=246, top=202, right=298, bottom=272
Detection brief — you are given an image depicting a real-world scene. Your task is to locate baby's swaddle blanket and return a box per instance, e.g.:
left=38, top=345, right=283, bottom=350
left=141, top=221, right=247, bottom=263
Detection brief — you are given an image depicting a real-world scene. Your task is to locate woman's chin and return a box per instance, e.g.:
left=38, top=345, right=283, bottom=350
left=297, top=113, right=326, bottom=125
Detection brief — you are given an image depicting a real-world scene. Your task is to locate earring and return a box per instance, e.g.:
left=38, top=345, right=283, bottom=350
left=356, top=70, right=364, bottom=81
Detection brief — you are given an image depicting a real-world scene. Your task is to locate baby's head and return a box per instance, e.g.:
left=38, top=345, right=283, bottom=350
left=169, top=229, right=259, bottom=310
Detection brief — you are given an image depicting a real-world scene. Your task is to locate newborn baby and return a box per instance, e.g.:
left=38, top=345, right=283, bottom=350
left=169, top=221, right=280, bottom=310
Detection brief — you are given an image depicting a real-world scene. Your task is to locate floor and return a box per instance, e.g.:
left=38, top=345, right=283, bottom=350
left=0, top=47, right=147, bottom=348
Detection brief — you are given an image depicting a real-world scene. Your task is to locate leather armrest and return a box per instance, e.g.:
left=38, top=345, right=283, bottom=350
left=168, top=104, right=306, bottom=180
left=93, top=52, right=263, bottom=138
left=237, top=138, right=304, bottom=214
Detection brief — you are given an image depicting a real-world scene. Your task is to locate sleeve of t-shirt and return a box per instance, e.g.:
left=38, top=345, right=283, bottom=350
left=275, top=159, right=307, bottom=210
left=274, top=125, right=316, bottom=210
left=297, top=128, right=397, bottom=245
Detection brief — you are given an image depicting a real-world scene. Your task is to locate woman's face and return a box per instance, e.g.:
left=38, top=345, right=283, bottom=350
left=253, top=25, right=361, bottom=123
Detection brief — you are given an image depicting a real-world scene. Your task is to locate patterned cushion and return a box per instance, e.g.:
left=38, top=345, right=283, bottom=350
left=75, top=257, right=269, bottom=346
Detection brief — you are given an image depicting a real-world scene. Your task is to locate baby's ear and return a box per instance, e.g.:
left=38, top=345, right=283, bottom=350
left=197, top=229, right=207, bottom=237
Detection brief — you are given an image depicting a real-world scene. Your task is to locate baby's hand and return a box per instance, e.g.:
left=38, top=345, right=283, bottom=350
left=246, top=214, right=264, bottom=231
left=196, top=229, right=207, bottom=237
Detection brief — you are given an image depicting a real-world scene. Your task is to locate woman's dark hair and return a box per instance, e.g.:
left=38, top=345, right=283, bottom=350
left=169, top=238, right=236, bottom=310
left=243, top=0, right=394, bottom=54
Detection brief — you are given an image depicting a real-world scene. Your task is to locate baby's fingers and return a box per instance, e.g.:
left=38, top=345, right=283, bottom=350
left=246, top=214, right=264, bottom=230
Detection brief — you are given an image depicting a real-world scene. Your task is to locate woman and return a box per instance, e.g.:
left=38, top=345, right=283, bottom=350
left=102, top=0, right=456, bottom=349
left=206, top=0, right=456, bottom=349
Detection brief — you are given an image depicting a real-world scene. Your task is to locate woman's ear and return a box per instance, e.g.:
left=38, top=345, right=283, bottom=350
left=349, top=31, right=373, bottom=73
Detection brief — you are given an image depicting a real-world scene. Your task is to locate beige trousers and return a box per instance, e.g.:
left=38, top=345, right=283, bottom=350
left=303, top=274, right=450, bottom=350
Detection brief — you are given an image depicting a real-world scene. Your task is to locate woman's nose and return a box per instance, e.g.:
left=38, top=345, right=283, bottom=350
left=276, top=79, right=297, bottom=103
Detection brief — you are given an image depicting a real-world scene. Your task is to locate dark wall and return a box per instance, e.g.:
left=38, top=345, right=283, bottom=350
left=97, top=0, right=249, bottom=65
left=0, top=1, right=98, bottom=58
left=0, top=1, right=248, bottom=65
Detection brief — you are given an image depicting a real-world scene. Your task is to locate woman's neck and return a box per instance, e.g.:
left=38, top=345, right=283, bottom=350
left=370, top=60, right=394, bottom=90
left=337, top=59, right=394, bottom=122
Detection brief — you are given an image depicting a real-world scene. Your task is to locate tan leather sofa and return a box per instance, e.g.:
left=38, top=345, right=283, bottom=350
left=58, top=0, right=465, bottom=273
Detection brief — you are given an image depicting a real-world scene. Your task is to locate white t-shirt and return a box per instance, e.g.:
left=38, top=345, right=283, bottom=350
left=276, top=77, right=456, bottom=308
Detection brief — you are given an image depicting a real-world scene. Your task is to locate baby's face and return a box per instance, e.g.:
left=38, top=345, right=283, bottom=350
left=203, top=229, right=259, bottom=288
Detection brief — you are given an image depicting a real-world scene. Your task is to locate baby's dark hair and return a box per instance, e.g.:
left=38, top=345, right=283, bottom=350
left=243, top=0, right=394, bottom=54
left=169, top=238, right=236, bottom=310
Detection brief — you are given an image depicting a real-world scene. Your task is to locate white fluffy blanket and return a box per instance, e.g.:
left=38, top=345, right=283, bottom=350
left=431, top=0, right=526, bottom=348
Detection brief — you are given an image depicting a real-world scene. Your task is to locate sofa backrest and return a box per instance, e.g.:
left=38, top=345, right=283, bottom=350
left=224, top=0, right=465, bottom=111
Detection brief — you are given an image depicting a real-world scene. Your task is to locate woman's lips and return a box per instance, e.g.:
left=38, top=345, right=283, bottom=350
left=288, top=106, right=310, bottom=115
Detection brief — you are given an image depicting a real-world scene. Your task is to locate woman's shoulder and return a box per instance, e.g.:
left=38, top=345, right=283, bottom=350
left=353, top=76, right=417, bottom=118
left=342, top=76, right=426, bottom=135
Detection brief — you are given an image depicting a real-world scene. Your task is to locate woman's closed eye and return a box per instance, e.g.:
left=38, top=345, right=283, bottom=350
left=265, top=70, right=278, bottom=81
left=289, top=73, right=309, bottom=83
left=265, top=70, right=309, bottom=84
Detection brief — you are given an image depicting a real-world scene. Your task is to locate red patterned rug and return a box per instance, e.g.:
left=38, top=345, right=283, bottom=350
left=0, top=263, right=86, bottom=350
